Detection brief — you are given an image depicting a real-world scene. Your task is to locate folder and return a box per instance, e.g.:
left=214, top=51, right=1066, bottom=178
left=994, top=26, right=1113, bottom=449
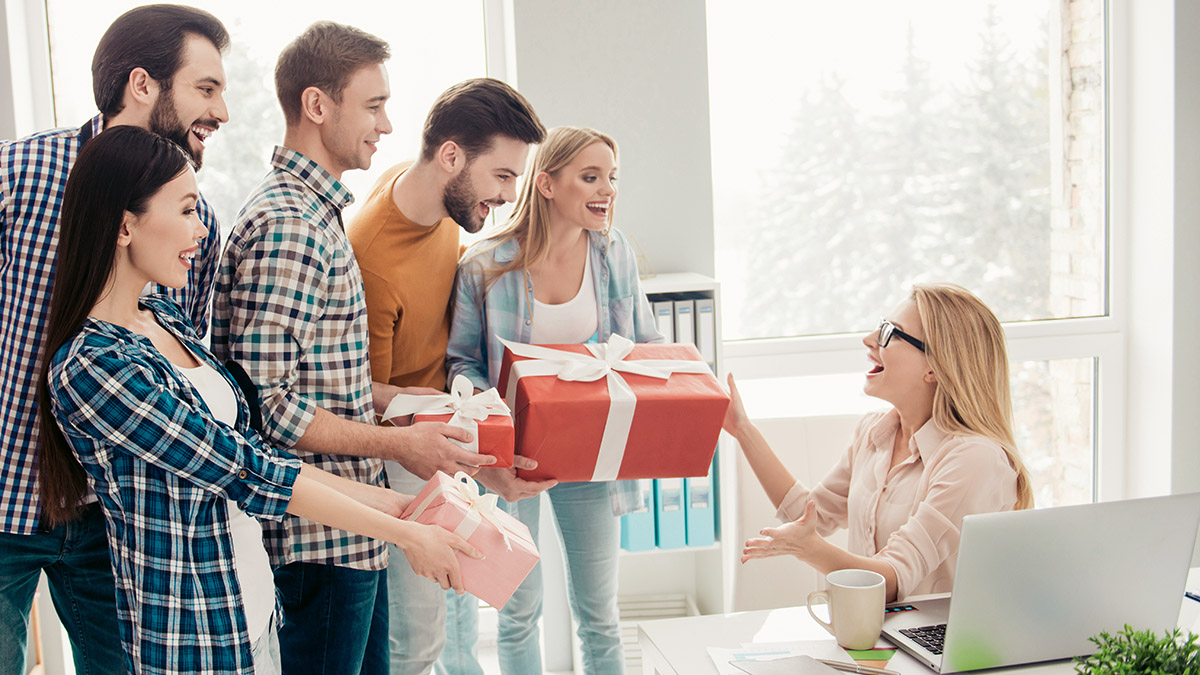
left=619, top=479, right=657, bottom=552
left=652, top=300, right=675, bottom=342
left=695, top=297, right=716, bottom=371
left=685, top=463, right=716, bottom=547
left=673, top=299, right=695, bottom=347
left=654, top=478, right=687, bottom=549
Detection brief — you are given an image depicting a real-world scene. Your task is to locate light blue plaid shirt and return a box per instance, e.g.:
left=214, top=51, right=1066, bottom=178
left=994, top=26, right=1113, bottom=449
left=446, top=228, right=662, bottom=515
left=48, top=295, right=300, bottom=674
left=0, top=114, right=220, bottom=535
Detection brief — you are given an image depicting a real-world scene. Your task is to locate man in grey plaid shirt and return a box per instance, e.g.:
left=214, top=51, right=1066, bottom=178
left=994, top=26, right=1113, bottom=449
left=211, top=22, right=495, bottom=674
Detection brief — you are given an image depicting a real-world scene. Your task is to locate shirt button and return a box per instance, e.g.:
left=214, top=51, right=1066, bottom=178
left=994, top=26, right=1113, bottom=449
left=525, top=319, right=532, bottom=326
left=238, top=469, right=248, bottom=479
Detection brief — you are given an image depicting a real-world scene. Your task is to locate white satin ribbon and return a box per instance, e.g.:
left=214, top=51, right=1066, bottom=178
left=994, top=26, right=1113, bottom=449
left=407, top=471, right=533, bottom=551
left=499, top=335, right=710, bottom=481
left=381, top=375, right=510, bottom=453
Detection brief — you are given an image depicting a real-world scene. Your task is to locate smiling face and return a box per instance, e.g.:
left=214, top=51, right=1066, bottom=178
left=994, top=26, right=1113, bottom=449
left=148, top=34, right=228, bottom=169
left=442, top=135, right=531, bottom=233
left=323, top=62, right=392, bottom=176
left=121, top=167, right=208, bottom=289
left=862, top=298, right=936, bottom=407
left=543, top=141, right=618, bottom=233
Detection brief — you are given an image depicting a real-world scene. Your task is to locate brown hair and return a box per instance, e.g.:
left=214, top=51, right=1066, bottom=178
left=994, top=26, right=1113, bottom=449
left=475, top=126, right=616, bottom=291
left=92, top=4, right=229, bottom=117
left=912, top=283, right=1034, bottom=509
left=419, top=78, right=545, bottom=162
left=274, top=21, right=390, bottom=127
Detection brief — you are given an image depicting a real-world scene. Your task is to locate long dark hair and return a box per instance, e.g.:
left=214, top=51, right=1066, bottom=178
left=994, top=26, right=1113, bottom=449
left=37, top=125, right=193, bottom=526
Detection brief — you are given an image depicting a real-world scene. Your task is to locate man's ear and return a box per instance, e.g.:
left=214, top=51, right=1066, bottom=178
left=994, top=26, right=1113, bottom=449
left=436, top=141, right=464, bottom=174
left=300, top=87, right=329, bottom=125
left=125, top=67, right=159, bottom=109
left=535, top=172, right=553, bottom=199
left=116, top=211, right=135, bottom=248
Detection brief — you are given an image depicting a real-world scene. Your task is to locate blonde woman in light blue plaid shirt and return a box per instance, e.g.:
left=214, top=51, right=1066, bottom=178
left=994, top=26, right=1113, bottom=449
left=446, top=127, right=662, bottom=675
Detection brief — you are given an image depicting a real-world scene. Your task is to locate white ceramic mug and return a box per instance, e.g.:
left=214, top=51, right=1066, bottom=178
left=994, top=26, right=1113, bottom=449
left=806, top=568, right=886, bottom=650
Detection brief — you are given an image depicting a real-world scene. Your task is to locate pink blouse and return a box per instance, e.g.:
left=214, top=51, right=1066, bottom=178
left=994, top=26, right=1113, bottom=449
left=776, top=410, right=1018, bottom=599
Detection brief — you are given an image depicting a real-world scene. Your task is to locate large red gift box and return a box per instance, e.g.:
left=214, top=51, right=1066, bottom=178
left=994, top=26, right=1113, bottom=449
left=497, top=336, right=730, bottom=482
left=382, top=375, right=514, bottom=468
left=400, top=471, right=539, bottom=609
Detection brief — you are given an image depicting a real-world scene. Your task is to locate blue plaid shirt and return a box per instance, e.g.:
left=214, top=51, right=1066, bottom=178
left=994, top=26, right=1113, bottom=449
left=446, top=228, right=662, bottom=515
left=47, top=295, right=301, bottom=674
left=0, top=115, right=220, bottom=534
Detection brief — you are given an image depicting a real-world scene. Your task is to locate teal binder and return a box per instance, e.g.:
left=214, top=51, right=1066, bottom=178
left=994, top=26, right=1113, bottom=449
left=654, top=478, right=687, bottom=549
left=685, top=470, right=716, bottom=547
left=620, top=479, right=657, bottom=552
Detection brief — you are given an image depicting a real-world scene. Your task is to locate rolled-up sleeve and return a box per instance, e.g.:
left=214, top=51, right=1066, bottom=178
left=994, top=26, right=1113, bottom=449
left=874, top=439, right=1017, bottom=599
left=52, top=350, right=301, bottom=521
left=446, top=257, right=492, bottom=392
left=776, top=414, right=882, bottom=535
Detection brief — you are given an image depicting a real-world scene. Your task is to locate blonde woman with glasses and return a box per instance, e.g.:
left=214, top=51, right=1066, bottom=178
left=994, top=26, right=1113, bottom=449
left=724, top=283, right=1033, bottom=602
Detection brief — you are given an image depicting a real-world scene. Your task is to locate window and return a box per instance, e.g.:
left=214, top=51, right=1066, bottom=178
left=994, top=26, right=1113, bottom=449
left=44, top=1, right=488, bottom=232
left=708, top=0, right=1108, bottom=506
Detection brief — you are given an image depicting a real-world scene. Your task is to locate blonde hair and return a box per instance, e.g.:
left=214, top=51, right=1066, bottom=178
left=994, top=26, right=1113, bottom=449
left=477, top=126, right=617, bottom=291
left=912, top=283, right=1034, bottom=510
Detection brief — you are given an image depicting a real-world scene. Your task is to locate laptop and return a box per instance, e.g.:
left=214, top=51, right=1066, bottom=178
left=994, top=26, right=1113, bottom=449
left=881, top=492, right=1200, bottom=673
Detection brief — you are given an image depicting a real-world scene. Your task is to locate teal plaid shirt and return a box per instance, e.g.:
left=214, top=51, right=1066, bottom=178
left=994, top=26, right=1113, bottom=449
left=212, top=146, right=386, bottom=570
left=446, top=228, right=662, bottom=515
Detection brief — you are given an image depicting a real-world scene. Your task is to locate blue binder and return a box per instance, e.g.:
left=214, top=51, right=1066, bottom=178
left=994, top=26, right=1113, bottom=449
left=685, top=467, right=716, bottom=547
left=654, top=478, right=688, bottom=549
left=620, top=479, right=657, bottom=552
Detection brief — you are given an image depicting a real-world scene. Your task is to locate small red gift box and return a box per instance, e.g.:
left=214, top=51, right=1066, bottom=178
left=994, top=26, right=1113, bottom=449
left=497, top=335, right=730, bottom=482
left=382, top=375, right=514, bottom=468
left=400, top=471, right=539, bottom=609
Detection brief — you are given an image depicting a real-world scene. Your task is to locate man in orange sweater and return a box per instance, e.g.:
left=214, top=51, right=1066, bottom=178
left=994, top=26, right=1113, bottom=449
left=347, top=78, right=549, bottom=675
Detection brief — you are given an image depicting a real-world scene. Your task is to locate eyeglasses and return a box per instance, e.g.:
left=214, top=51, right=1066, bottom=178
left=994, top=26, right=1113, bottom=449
left=877, top=319, right=926, bottom=353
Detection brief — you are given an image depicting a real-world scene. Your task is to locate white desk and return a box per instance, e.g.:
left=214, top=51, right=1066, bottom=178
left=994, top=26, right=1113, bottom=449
left=638, top=570, right=1200, bottom=675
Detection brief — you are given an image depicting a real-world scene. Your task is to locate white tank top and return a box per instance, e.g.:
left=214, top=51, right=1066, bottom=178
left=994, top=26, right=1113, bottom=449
left=531, top=250, right=600, bottom=344
left=173, top=356, right=275, bottom=643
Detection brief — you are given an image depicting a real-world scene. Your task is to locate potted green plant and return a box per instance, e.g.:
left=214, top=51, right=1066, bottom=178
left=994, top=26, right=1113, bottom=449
left=1075, top=625, right=1200, bottom=674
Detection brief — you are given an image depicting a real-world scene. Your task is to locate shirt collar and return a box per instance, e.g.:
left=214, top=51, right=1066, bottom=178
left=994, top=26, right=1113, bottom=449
left=269, top=145, right=355, bottom=212
left=866, top=408, right=951, bottom=462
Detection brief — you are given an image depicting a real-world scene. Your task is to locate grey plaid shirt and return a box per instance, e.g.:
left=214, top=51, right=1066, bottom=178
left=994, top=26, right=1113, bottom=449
left=212, top=145, right=386, bottom=571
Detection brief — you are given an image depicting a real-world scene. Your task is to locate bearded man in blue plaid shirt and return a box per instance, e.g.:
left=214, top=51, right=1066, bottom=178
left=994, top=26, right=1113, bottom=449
left=212, top=22, right=496, bottom=674
left=0, top=6, right=230, bottom=674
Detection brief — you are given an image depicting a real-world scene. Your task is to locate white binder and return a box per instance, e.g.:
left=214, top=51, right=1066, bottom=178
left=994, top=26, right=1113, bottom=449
left=673, top=299, right=695, bottom=346
left=653, top=301, right=675, bottom=342
left=695, top=298, right=716, bottom=369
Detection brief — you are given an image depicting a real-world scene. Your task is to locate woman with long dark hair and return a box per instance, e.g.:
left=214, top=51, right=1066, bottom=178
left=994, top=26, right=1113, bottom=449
left=37, top=125, right=480, bottom=675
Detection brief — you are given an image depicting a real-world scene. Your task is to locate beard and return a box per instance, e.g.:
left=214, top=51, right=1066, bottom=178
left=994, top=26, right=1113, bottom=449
left=148, top=87, right=203, bottom=168
left=442, top=165, right=485, bottom=234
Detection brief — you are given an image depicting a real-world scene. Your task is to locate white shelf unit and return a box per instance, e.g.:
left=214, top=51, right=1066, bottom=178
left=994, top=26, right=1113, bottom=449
left=618, top=272, right=736, bottom=617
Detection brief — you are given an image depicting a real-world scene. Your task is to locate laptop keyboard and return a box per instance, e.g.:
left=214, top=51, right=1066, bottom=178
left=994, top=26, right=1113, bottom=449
left=899, top=624, right=947, bottom=654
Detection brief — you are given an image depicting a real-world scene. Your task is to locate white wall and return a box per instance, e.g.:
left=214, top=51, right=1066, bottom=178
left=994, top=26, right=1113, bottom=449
left=508, top=0, right=716, bottom=278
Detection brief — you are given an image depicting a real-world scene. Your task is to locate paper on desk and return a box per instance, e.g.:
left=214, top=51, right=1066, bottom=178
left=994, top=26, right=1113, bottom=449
left=707, top=641, right=853, bottom=675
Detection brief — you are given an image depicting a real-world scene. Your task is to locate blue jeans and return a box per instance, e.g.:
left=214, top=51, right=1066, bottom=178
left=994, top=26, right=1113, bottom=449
left=441, top=480, right=624, bottom=667
left=0, top=503, right=123, bottom=675
left=273, top=562, right=388, bottom=675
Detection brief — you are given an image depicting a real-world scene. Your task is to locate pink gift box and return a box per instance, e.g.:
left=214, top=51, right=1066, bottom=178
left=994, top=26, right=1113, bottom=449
left=400, top=471, right=539, bottom=609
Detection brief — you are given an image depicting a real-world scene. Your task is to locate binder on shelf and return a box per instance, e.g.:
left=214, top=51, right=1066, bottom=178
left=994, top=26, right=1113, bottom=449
left=673, top=299, right=695, bottom=347
left=694, top=297, right=716, bottom=371
left=620, top=479, right=657, bottom=552
left=653, top=478, right=687, bottom=549
left=652, top=301, right=675, bottom=342
left=685, top=460, right=717, bottom=547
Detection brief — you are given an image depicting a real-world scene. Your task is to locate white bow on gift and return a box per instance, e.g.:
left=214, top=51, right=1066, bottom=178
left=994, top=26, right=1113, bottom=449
left=408, top=471, right=528, bottom=551
left=499, top=334, right=711, bottom=481
left=381, top=374, right=510, bottom=453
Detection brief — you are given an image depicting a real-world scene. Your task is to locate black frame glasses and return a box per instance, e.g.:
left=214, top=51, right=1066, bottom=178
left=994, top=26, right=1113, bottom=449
left=877, top=319, right=926, bottom=353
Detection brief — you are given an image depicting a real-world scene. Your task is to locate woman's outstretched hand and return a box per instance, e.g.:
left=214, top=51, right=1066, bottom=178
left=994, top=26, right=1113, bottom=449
left=741, top=500, right=820, bottom=563
left=722, top=373, right=750, bottom=437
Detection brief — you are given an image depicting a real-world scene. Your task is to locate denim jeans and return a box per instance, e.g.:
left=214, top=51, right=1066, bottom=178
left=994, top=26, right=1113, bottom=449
left=0, top=503, right=124, bottom=675
left=432, top=590, right=483, bottom=675
left=273, top=561, right=388, bottom=675
left=251, top=615, right=282, bottom=675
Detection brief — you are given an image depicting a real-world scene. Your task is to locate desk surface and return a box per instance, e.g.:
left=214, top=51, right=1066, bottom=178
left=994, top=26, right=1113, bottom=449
left=638, top=570, right=1200, bottom=675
